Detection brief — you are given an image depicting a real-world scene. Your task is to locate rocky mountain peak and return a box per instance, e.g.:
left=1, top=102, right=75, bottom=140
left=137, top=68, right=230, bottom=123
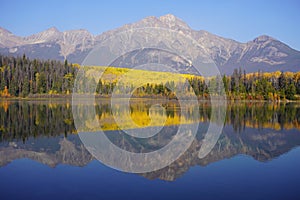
left=47, top=26, right=59, bottom=32
left=159, top=14, right=191, bottom=30
left=0, top=27, right=23, bottom=48
left=253, top=35, right=275, bottom=43
left=159, top=14, right=185, bottom=24
left=131, top=14, right=191, bottom=31
left=25, top=26, right=62, bottom=44
left=0, top=27, right=12, bottom=35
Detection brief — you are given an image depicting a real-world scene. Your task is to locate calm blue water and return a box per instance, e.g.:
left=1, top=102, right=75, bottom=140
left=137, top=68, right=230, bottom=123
left=1, top=147, right=300, bottom=200
left=1, top=101, right=300, bottom=200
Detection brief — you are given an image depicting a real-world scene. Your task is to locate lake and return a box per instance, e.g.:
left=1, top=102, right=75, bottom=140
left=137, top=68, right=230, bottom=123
left=0, top=99, right=300, bottom=200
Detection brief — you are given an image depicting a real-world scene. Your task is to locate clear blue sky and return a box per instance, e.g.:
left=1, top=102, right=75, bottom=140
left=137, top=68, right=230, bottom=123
left=1, top=0, right=300, bottom=50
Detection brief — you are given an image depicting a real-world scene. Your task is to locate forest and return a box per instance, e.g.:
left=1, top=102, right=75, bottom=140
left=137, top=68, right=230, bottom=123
left=0, top=54, right=300, bottom=100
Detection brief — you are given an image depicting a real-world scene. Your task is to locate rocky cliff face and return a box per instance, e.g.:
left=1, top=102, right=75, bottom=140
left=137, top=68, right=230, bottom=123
left=0, top=14, right=299, bottom=74
left=0, top=27, right=24, bottom=48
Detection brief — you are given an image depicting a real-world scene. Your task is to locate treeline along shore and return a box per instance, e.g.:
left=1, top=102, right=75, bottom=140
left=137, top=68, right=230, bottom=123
left=0, top=54, right=300, bottom=101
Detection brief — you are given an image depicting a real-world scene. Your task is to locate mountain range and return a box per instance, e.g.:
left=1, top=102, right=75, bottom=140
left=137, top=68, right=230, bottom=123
left=1, top=14, right=300, bottom=74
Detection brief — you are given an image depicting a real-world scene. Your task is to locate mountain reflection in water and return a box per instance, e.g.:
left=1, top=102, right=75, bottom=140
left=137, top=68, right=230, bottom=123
left=0, top=100, right=299, bottom=181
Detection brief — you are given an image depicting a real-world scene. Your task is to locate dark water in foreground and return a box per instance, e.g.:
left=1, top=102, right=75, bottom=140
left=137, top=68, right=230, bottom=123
left=0, top=100, right=300, bottom=200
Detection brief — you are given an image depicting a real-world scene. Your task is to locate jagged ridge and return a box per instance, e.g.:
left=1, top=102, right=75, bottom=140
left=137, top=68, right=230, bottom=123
left=0, top=14, right=299, bottom=74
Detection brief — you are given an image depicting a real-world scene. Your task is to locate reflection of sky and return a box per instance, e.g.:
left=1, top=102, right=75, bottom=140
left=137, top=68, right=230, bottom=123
left=1, top=147, right=300, bottom=200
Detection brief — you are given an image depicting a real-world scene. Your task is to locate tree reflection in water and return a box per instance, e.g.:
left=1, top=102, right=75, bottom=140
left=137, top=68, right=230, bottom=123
left=0, top=100, right=299, bottom=180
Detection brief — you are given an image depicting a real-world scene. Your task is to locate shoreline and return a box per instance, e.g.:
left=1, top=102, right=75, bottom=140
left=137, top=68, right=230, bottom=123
left=0, top=95, right=300, bottom=103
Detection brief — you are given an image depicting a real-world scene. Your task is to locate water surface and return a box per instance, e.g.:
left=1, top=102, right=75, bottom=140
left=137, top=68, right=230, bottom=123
left=0, top=100, right=299, bottom=199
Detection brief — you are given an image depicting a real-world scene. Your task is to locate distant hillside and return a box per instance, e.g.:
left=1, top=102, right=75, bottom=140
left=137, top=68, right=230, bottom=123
left=1, top=14, right=300, bottom=74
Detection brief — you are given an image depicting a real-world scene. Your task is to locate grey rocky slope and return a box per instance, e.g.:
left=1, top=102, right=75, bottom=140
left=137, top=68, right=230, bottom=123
left=1, top=14, right=299, bottom=74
